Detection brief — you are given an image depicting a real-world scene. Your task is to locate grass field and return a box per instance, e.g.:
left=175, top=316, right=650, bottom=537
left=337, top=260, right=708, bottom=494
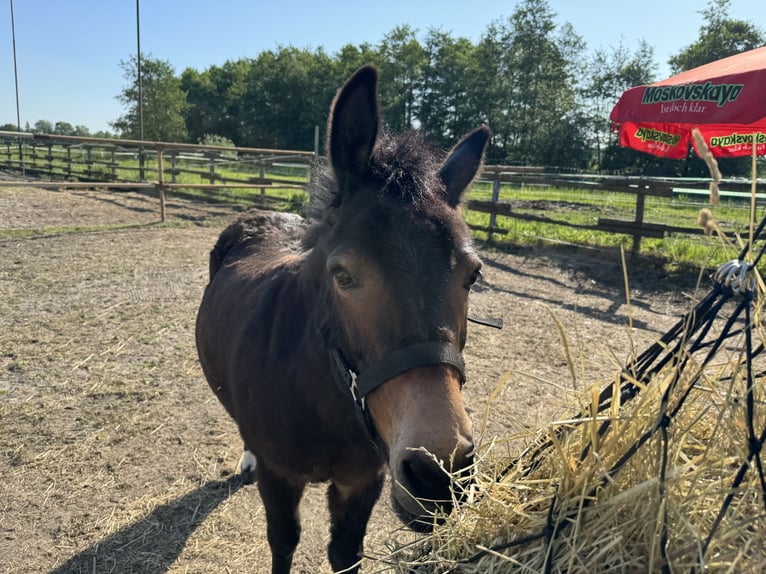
left=464, top=180, right=762, bottom=271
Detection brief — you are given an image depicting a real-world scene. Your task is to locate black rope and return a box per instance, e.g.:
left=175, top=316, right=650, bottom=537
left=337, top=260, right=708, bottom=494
left=659, top=416, right=671, bottom=574
left=700, top=420, right=766, bottom=562
left=744, top=297, right=766, bottom=510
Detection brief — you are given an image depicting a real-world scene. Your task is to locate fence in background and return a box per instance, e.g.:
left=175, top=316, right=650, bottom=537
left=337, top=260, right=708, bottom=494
left=0, top=131, right=314, bottom=221
left=0, top=131, right=763, bottom=250
left=471, top=166, right=763, bottom=251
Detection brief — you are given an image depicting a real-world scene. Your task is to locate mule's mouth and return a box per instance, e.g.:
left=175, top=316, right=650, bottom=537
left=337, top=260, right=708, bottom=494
left=390, top=481, right=451, bottom=532
left=389, top=464, right=475, bottom=532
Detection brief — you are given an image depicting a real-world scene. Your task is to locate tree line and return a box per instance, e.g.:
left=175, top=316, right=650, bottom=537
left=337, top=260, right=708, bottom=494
left=22, top=0, right=766, bottom=176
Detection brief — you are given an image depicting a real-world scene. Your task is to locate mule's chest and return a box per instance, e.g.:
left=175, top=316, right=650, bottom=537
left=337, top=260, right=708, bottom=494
left=268, top=431, right=384, bottom=484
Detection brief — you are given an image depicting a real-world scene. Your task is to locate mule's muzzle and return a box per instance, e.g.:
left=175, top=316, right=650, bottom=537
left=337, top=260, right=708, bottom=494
left=390, top=439, right=475, bottom=531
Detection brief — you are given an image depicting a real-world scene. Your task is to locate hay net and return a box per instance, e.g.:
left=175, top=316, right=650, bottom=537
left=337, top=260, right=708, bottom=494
left=386, top=218, right=766, bottom=573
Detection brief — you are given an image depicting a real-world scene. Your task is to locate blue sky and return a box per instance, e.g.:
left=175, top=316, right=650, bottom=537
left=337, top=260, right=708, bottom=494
left=0, top=0, right=762, bottom=133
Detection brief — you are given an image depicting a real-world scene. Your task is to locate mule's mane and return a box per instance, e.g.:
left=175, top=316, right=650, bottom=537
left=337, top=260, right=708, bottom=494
left=307, top=130, right=444, bottom=222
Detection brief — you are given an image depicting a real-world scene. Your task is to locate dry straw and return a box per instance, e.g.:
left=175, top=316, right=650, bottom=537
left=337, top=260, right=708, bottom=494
left=692, top=127, right=722, bottom=206
left=384, top=252, right=766, bottom=573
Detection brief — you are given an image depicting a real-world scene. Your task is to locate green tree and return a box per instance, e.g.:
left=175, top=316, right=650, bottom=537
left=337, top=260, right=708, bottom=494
left=474, top=0, right=589, bottom=167
left=582, top=40, right=657, bottom=171
left=181, top=59, right=250, bottom=145
left=669, top=0, right=765, bottom=73
left=32, top=120, right=53, bottom=133
left=53, top=121, right=75, bottom=136
left=334, top=42, right=380, bottom=81
left=112, top=54, right=188, bottom=142
left=418, top=29, right=481, bottom=149
left=377, top=25, right=427, bottom=131
left=242, top=46, right=337, bottom=150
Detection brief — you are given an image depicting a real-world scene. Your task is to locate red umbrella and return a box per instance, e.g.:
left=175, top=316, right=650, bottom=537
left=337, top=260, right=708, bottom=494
left=610, top=46, right=766, bottom=159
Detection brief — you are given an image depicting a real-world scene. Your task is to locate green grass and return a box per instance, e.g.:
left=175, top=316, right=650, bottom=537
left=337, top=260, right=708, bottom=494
left=0, top=221, right=201, bottom=240
left=464, top=183, right=761, bottom=271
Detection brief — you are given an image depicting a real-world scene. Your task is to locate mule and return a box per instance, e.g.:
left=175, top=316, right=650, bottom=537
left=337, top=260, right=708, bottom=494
left=195, top=65, right=490, bottom=574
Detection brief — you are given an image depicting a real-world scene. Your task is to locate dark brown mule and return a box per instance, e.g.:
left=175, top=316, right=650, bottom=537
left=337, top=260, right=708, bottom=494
left=196, top=65, right=490, bottom=574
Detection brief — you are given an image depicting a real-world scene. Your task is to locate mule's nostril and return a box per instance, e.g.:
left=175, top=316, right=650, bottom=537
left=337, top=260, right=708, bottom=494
left=400, top=451, right=451, bottom=501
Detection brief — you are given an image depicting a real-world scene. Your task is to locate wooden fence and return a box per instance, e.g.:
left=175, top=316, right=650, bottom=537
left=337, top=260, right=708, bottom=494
left=0, top=131, right=314, bottom=221
left=0, top=131, right=763, bottom=250
left=470, top=166, right=763, bottom=251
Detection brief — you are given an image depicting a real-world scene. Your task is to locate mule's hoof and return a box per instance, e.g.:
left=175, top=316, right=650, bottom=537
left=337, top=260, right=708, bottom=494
left=238, top=450, right=257, bottom=484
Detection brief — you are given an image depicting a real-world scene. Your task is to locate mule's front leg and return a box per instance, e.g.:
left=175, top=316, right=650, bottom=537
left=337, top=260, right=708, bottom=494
left=327, top=472, right=384, bottom=573
left=257, top=461, right=306, bottom=574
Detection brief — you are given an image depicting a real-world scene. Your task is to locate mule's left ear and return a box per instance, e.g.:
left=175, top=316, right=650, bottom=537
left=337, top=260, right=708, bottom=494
left=327, top=65, right=380, bottom=195
left=439, top=126, right=491, bottom=208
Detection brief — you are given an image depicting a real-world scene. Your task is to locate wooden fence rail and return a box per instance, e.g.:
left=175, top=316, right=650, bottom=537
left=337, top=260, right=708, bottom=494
left=0, top=131, right=315, bottom=221
left=0, top=131, right=763, bottom=250
left=474, top=166, right=763, bottom=251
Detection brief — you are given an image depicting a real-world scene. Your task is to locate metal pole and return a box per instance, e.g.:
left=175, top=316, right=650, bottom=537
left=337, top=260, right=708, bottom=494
left=136, top=0, right=145, bottom=178
left=9, top=0, right=24, bottom=175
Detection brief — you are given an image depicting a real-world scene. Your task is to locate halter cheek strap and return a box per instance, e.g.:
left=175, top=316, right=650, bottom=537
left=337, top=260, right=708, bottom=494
left=357, top=342, right=466, bottom=395
left=332, top=342, right=467, bottom=437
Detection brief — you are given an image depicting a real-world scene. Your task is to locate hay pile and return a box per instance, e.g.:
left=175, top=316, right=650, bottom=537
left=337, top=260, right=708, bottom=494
left=387, top=266, right=766, bottom=573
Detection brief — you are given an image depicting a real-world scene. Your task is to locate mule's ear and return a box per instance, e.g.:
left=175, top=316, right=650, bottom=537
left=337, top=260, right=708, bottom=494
left=439, top=126, right=491, bottom=208
left=327, top=65, right=380, bottom=192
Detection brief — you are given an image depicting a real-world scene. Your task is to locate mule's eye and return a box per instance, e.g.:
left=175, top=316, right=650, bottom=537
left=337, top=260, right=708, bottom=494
left=465, top=267, right=482, bottom=290
left=331, top=266, right=356, bottom=290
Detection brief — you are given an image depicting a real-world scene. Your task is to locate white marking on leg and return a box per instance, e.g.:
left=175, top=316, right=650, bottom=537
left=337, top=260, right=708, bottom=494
left=238, top=450, right=257, bottom=474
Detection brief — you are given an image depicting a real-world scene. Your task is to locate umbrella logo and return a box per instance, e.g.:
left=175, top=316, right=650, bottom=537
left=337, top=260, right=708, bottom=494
left=634, top=126, right=682, bottom=147
left=641, top=82, right=744, bottom=108
left=709, top=131, right=766, bottom=153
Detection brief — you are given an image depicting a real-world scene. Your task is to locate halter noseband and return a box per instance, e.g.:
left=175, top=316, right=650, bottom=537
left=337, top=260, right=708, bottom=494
left=332, top=342, right=466, bottom=437
left=331, top=316, right=501, bottom=437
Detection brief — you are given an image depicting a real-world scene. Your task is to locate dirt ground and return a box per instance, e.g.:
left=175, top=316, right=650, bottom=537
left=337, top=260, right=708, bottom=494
left=0, top=186, right=702, bottom=573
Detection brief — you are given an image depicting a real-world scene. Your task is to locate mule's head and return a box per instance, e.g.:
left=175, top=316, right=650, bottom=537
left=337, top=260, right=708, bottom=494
left=315, top=66, right=490, bottom=529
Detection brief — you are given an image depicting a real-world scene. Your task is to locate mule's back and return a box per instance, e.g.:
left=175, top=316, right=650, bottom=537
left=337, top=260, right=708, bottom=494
left=196, top=209, right=308, bottom=425
left=206, top=209, right=306, bottom=281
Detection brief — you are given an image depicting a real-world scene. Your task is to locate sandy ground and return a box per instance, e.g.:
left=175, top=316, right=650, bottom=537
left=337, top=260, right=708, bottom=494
left=0, top=186, right=700, bottom=573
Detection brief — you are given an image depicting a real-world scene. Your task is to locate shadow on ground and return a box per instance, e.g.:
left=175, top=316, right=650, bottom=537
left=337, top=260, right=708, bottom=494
left=49, top=476, right=243, bottom=574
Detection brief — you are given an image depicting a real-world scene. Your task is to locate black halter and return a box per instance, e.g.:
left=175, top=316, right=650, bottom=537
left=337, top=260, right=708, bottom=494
left=332, top=342, right=466, bottom=437
left=332, top=315, right=501, bottom=437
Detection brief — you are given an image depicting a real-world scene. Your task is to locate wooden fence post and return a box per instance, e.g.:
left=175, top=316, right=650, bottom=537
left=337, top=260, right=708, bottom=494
left=110, top=148, right=117, bottom=181
left=259, top=163, right=266, bottom=196
left=488, top=172, right=501, bottom=242
left=65, top=146, right=72, bottom=179
left=139, top=148, right=146, bottom=180
left=632, top=190, right=647, bottom=253
left=170, top=152, right=177, bottom=183
left=208, top=152, right=217, bottom=184
left=85, top=146, right=93, bottom=178
left=157, top=147, right=166, bottom=223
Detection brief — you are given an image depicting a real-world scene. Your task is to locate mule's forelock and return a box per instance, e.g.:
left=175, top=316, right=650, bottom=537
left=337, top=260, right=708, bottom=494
left=370, top=130, right=444, bottom=204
